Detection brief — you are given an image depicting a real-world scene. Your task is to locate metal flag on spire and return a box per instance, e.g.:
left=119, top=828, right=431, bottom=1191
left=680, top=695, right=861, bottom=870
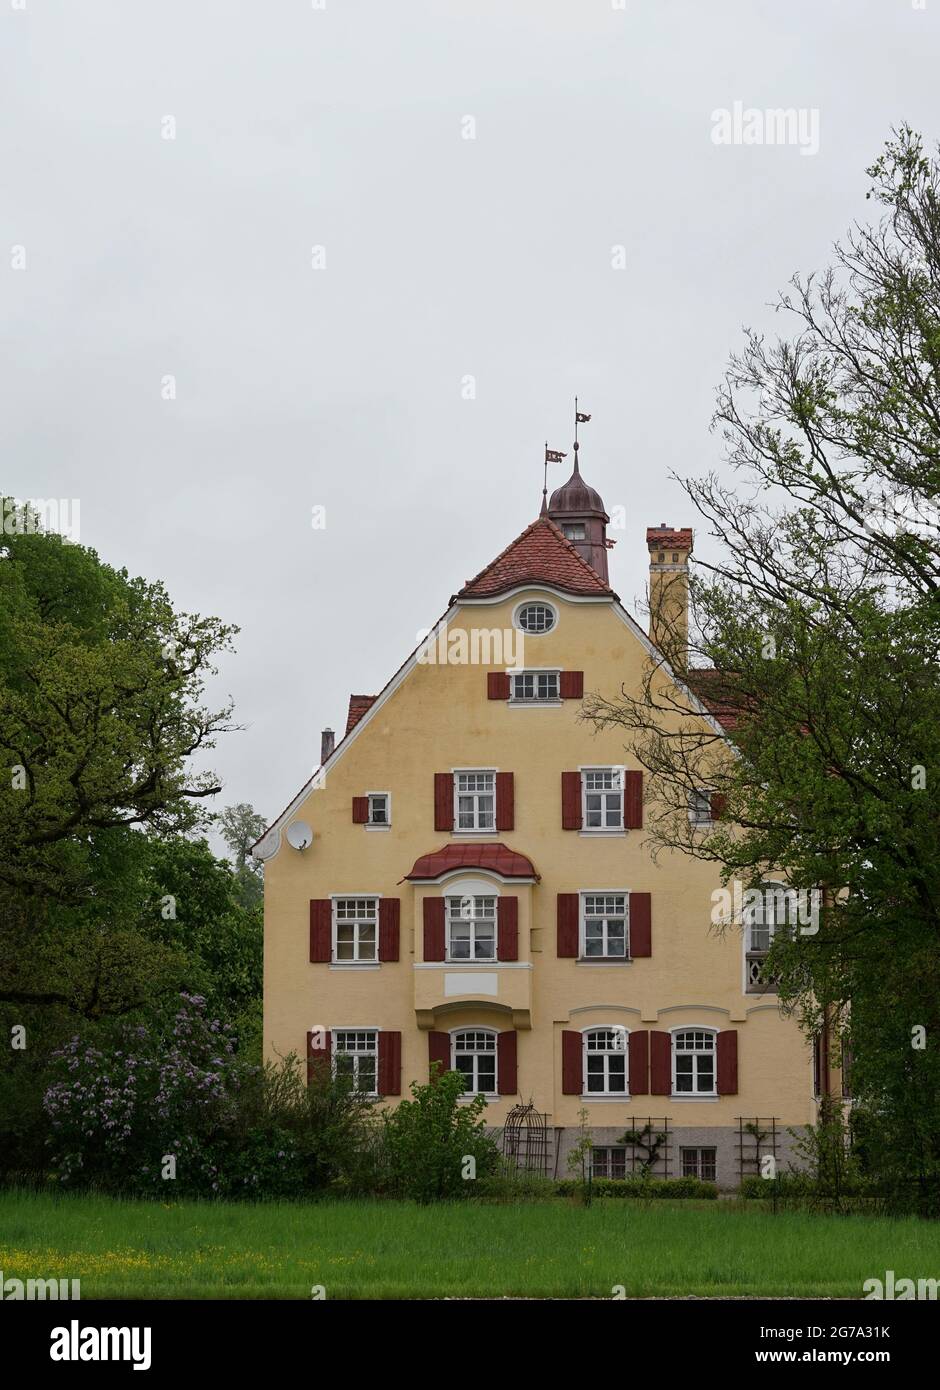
left=573, top=397, right=591, bottom=470
left=542, top=442, right=567, bottom=514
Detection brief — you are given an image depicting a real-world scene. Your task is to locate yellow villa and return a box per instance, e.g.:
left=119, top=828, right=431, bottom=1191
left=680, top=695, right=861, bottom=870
left=255, top=455, right=832, bottom=1185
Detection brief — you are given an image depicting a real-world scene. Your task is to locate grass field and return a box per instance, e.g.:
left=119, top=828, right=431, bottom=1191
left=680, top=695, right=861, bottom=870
left=2, top=1190, right=939, bottom=1299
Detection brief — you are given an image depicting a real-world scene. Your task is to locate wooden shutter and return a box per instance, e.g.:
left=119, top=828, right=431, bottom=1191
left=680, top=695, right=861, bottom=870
left=562, top=1030, right=582, bottom=1094
left=561, top=771, right=582, bottom=830
left=559, top=670, right=584, bottom=699
left=379, top=898, right=400, bottom=962
left=497, top=896, right=519, bottom=961
left=487, top=671, right=510, bottom=700
left=650, top=1031, right=672, bottom=1095
left=309, top=899, right=331, bottom=963
left=556, top=893, right=579, bottom=957
left=623, top=770, right=643, bottom=829
left=434, top=773, right=453, bottom=831
left=428, top=1031, right=450, bottom=1080
left=495, top=771, right=514, bottom=831
left=710, top=792, right=727, bottom=820
left=629, top=1029, right=649, bottom=1096
left=423, top=897, right=445, bottom=961
left=377, top=1031, right=401, bottom=1096
left=307, top=1028, right=331, bottom=1084
left=497, top=1031, right=517, bottom=1095
left=629, top=892, right=651, bottom=958
left=717, top=1030, right=738, bottom=1095
left=352, top=796, right=369, bottom=824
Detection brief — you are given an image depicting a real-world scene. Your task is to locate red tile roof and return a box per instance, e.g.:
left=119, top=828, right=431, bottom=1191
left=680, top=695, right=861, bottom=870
left=345, top=694, right=377, bottom=736
left=455, top=516, right=616, bottom=601
left=686, top=668, right=745, bottom=732
left=404, top=843, right=540, bottom=882
left=647, top=526, right=693, bottom=550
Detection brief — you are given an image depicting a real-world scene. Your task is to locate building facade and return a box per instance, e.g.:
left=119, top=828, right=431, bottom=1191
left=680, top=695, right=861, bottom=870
left=256, top=461, right=827, bottom=1186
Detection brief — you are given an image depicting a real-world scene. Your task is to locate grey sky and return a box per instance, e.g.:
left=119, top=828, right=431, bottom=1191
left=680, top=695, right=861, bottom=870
left=3, top=0, right=938, bottom=835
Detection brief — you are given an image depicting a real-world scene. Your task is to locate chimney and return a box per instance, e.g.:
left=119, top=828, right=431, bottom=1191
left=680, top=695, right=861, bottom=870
left=320, top=727, right=335, bottom=764
left=647, top=525, right=693, bottom=666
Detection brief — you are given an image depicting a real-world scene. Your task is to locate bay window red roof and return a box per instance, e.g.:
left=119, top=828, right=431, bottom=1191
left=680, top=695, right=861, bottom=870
left=403, top=843, right=540, bottom=883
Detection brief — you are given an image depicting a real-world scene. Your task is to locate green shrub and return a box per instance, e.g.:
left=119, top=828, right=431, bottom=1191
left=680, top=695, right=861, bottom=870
left=380, top=1066, right=500, bottom=1202
left=554, top=1176, right=718, bottom=1199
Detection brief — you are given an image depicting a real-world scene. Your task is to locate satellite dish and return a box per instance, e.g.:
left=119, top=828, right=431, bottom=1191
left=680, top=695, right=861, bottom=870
left=286, top=821, right=313, bottom=851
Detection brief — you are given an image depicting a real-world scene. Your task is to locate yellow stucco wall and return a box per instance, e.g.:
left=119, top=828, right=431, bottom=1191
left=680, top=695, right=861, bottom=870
left=262, top=586, right=818, bottom=1133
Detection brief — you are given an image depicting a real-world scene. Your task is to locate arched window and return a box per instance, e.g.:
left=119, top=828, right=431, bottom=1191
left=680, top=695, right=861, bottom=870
left=452, top=1029, right=498, bottom=1096
left=673, top=1029, right=716, bottom=1096
left=583, top=1027, right=629, bottom=1095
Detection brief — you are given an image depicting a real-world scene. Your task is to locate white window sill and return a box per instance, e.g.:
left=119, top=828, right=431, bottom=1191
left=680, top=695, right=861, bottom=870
left=508, top=701, right=562, bottom=709
left=671, top=1094, right=719, bottom=1102
left=577, top=957, right=631, bottom=966
left=579, top=829, right=626, bottom=838
left=452, top=830, right=498, bottom=837
left=329, top=962, right=381, bottom=971
left=444, top=959, right=498, bottom=967
left=580, top=1094, right=631, bottom=1103
left=364, top=823, right=391, bottom=832
left=459, top=1094, right=499, bottom=1104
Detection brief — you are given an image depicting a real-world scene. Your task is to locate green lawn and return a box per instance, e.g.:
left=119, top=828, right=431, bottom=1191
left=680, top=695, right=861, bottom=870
left=1, top=1190, right=938, bottom=1298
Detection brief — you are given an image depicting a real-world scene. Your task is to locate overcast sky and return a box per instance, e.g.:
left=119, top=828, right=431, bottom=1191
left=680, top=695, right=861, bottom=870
left=3, top=0, right=938, bottom=840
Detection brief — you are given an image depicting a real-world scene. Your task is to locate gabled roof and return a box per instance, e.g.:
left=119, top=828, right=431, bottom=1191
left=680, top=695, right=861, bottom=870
left=345, top=694, right=377, bottom=736
left=403, top=843, right=540, bottom=883
left=454, top=516, right=617, bottom=602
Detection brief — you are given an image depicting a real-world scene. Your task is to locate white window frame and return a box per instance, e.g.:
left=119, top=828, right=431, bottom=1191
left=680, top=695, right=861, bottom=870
left=445, top=892, right=497, bottom=962
left=509, top=668, right=561, bottom=704
left=580, top=891, right=629, bottom=959
left=743, top=880, right=789, bottom=994
left=365, top=791, right=391, bottom=828
left=451, top=1027, right=498, bottom=1098
left=582, top=1026, right=630, bottom=1098
left=687, top=789, right=713, bottom=826
left=671, top=1027, right=717, bottom=1098
left=331, top=1028, right=379, bottom=1096
left=513, top=599, right=558, bottom=635
left=332, top=896, right=379, bottom=964
left=581, top=766, right=624, bottom=833
left=453, top=768, right=496, bottom=833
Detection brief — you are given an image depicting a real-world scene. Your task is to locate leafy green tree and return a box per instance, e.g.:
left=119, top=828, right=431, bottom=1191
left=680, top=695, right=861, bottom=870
left=584, top=128, right=940, bottom=1205
left=381, top=1066, right=499, bottom=1202
left=0, top=516, right=236, bottom=907
left=218, top=802, right=266, bottom=911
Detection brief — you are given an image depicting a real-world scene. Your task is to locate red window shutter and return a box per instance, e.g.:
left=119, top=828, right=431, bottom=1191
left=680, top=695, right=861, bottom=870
left=423, top=897, right=446, bottom=961
left=434, top=772, right=453, bottom=831
left=562, top=1030, right=582, bottom=1094
left=351, top=796, right=369, bottom=824
left=495, top=771, right=514, bottom=831
left=497, top=896, right=519, bottom=961
left=559, top=670, right=584, bottom=699
left=377, top=1031, right=401, bottom=1096
left=717, top=1030, right=738, bottom=1095
left=629, top=892, right=651, bottom=958
left=623, top=770, right=643, bottom=829
left=629, top=1029, right=649, bottom=1096
left=309, top=899, right=331, bottom=963
left=497, top=1031, right=517, bottom=1095
left=650, top=1031, right=672, bottom=1095
left=561, top=771, right=582, bottom=830
left=306, top=1028, right=331, bottom=1084
left=379, top=898, right=400, bottom=962
left=710, top=792, right=727, bottom=820
left=428, top=1031, right=450, bottom=1080
left=487, top=671, right=510, bottom=700
left=556, top=893, right=579, bottom=957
